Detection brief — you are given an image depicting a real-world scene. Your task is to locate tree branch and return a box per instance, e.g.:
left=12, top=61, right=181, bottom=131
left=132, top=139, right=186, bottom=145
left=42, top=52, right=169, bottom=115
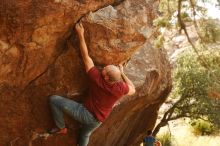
left=177, top=0, right=209, bottom=68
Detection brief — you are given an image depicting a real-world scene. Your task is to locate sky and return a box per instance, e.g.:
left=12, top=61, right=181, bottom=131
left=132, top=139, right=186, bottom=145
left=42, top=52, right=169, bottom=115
left=199, top=0, right=220, bottom=19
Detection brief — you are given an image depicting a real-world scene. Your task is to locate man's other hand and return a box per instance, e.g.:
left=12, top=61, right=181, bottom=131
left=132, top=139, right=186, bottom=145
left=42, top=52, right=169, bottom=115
left=119, top=64, right=124, bottom=73
left=75, top=22, right=84, bottom=35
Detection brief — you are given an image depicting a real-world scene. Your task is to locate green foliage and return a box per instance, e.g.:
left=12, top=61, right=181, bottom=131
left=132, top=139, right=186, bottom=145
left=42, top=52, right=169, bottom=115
left=154, top=17, right=172, bottom=28
left=157, top=0, right=208, bottom=26
left=157, top=132, right=172, bottom=146
left=154, top=34, right=165, bottom=48
left=180, top=12, right=192, bottom=22
left=170, top=48, right=220, bottom=128
left=203, top=49, right=220, bottom=94
left=190, top=119, right=216, bottom=136
left=199, top=19, right=220, bottom=43
left=153, top=0, right=220, bottom=137
left=172, top=48, right=209, bottom=101
left=154, top=0, right=216, bottom=49
left=158, top=0, right=177, bottom=17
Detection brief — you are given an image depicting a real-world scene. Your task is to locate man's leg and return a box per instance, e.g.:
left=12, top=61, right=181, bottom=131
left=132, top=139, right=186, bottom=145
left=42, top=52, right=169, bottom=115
left=49, top=95, right=101, bottom=146
left=79, top=123, right=101, bottom=146
left=50, top=95, right=67, bottom=129
left=50, top=95, right=84, bottom=129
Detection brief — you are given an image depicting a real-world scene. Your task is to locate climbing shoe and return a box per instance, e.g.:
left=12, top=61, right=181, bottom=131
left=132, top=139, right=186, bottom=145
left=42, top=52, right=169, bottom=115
left=48, top=127, right=67, bottom=134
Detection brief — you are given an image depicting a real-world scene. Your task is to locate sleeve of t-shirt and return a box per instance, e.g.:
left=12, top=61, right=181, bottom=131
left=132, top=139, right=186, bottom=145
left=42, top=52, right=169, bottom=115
left=122, top=82, right=129, bottom=95
left=124, top=83, right=129, bottom=95
left=109, top=82, right=129, bottom=97
left=87, top=66, right=105, bottom=88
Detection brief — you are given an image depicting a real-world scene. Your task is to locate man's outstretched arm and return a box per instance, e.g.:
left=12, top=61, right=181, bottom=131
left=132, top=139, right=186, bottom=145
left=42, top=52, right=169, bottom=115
left=75, top=22, right=94, bottom=72
left=119, top=64, right=136, bottom=95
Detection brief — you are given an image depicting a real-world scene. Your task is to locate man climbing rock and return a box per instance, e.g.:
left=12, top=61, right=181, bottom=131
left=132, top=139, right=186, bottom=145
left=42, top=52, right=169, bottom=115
left=49, top=22, right=135, bottom=146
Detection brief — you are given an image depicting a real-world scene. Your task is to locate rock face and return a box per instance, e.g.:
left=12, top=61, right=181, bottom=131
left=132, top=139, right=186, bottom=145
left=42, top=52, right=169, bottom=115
left=81, top=0, right=152, bottom=65
left=0, top=0, right=171, bottom=146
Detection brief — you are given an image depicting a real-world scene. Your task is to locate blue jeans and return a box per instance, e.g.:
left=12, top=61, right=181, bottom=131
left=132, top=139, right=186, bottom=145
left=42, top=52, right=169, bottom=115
left=49, top=95, right=101, bottom=146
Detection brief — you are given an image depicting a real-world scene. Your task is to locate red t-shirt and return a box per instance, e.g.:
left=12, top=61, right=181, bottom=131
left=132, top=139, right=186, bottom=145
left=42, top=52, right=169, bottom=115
left=84, top=66, right=129, bottom=122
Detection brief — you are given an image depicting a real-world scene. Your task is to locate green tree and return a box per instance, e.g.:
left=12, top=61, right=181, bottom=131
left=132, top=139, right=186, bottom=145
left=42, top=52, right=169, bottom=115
left=153, top=48, right=220, bottom=136
left=190, top=119, right=216, bottom=136
left=151, top=0, right=220, bottom=136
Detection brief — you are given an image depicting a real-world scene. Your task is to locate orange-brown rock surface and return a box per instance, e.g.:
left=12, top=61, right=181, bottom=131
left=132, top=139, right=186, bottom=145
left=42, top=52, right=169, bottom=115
left=0, top=0, right=171, bottom=146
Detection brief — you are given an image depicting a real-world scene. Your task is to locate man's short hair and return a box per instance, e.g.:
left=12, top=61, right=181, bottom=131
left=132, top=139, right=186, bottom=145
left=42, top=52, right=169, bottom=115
left=106, top=70, right=121, bottom=82
left=147, top=130, right=152, bottom=135
left=105, top=65, right=121, bottom=82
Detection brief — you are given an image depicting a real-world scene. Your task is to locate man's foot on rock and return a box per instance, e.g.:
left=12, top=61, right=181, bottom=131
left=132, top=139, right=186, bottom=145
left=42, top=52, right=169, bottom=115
left=48, top=127, right=67, bottom=134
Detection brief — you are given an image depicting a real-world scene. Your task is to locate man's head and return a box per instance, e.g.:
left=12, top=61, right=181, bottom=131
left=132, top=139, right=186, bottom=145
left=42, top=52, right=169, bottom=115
left=147, top=130, right=152, bottom=136
left=102, top=65, right=122, bottom=83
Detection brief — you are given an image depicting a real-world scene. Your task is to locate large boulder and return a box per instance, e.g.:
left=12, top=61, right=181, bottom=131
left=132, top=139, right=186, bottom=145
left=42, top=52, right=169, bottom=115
left=0, top=0, right=171, bottom=146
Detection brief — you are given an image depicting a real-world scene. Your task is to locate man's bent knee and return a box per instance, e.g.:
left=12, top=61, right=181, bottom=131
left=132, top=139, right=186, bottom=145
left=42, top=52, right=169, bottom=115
left=49, top=95, right=62, bottom=104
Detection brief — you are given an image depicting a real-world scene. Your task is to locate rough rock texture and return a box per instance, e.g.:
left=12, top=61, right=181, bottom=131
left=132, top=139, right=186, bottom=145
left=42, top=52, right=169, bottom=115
left=0, top=0, right=171, bottom=146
